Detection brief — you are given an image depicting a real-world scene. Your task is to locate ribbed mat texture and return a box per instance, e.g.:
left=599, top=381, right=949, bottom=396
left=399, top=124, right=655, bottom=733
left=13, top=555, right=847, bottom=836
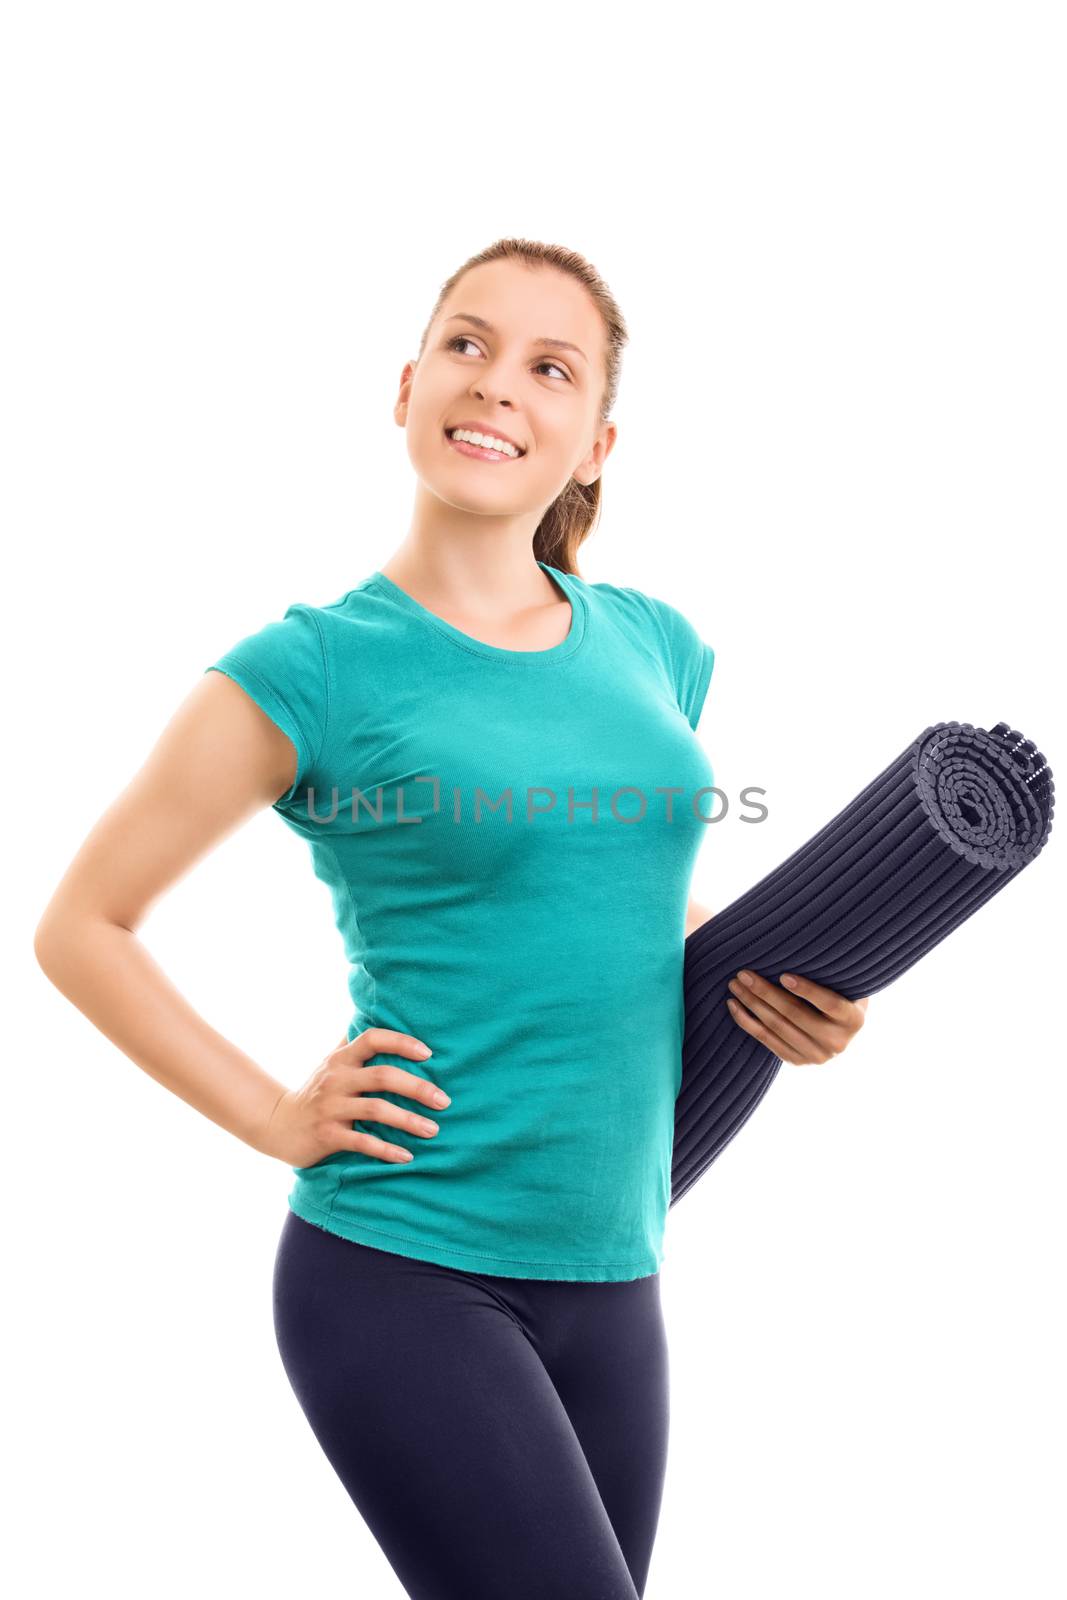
left=672, top=721, right=1054, bottom=1206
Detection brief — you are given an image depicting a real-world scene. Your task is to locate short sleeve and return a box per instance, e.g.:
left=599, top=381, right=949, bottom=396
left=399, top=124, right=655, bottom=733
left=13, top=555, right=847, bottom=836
left=646, top=596, right=716, bottom=732
left=204, top=602, right=330, bottom=806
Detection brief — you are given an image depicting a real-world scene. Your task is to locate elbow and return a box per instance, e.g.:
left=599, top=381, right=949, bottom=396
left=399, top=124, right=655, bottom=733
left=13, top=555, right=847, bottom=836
left=34, top=904, right=87, bottom=984
left=35, top=903, right=133, bottom=983
left=33, top=910, right=67, bottom=981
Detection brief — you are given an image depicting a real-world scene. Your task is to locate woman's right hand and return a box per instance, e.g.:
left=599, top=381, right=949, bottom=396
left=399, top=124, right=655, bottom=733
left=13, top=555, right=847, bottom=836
left=262, top=1028, right=451, bottom=1168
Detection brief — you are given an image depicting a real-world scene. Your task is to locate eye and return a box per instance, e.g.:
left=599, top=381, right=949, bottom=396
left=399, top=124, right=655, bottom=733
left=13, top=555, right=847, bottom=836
left=444, top=335, right=571, bottom=382
left=445, top=334, right=481, bottom=357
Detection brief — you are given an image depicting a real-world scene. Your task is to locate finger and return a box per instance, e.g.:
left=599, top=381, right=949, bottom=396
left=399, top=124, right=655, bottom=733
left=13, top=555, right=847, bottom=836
left=344, top=1095, right=440, bottom=1139
left=339, top=1128, right=416, bottom=1164
left=344, top=1026, right=434, bottom=1062
left=330, top=1028, right=449, bottom=1110
left=776, top=971, right=862, bottom=1022
left=356, top=1061, right=452, bottom=1111
left=726, top=995, right=808, bottom=1063
left=726, top=991, right=845, bottom=1063
left=345, top=1028, right=451, bottom=1106
left=729, top=970, right=844, bottom=1039
left=730, top=969, right=814, bottom=1026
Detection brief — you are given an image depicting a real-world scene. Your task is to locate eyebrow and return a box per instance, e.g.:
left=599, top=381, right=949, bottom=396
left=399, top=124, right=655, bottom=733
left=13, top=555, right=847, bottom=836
left=443, top=312, right=588, bottom=365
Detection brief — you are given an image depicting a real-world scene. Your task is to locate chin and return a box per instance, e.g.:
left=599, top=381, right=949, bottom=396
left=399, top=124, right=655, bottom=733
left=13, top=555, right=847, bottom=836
left=436, top=485, right=527, bottom=516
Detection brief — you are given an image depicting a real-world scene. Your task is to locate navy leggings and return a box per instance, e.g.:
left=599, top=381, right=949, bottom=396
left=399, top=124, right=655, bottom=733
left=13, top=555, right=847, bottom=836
left=272, top=1209, right=670, bottom=1599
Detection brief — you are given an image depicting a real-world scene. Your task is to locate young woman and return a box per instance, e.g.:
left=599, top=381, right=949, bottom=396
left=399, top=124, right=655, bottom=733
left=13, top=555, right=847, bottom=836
left=35, top=237, right=867, bottom=1600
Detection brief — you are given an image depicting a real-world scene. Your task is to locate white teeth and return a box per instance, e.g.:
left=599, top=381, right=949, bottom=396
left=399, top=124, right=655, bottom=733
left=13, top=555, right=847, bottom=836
left=449, top=428, right=522, bottom=458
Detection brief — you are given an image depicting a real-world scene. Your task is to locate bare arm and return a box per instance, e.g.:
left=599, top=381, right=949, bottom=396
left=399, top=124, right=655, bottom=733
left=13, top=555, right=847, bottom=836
left=33, top=670, right=305, bottom=1157
left=685, top=895, right=714, bottom=939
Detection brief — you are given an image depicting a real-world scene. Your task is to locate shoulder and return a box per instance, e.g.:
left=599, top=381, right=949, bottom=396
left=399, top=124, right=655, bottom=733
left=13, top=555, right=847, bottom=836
left=242, top=577, right=406, bottom=658
left=205, top=598, right=330, bottom=681
left=571, top=571, right=716, bottom=732
left=570, top=572, right=700, bottom=650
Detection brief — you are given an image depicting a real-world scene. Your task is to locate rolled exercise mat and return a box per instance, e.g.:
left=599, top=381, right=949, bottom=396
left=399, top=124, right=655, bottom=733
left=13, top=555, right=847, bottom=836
left=671, top=720, right=1054, bottom=1208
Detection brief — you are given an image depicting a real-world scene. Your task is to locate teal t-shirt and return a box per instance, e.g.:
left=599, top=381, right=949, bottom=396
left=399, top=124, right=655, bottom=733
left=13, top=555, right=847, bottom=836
left=205, top=560, right=715, bottom=1281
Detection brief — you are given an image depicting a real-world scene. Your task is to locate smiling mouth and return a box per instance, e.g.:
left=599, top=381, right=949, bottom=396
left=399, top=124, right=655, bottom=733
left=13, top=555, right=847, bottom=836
left=444, top=428, right=526, bottom=463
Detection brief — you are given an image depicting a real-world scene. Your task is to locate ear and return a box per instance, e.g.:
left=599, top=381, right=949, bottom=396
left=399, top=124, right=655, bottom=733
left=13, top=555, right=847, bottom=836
left=573, top=419, right=618, bottom=485
left=394, top=359, right=417, bottom=425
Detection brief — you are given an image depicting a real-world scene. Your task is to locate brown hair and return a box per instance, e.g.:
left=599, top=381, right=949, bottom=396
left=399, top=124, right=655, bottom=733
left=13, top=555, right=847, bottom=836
left=415, top=237, right=628, bottom=577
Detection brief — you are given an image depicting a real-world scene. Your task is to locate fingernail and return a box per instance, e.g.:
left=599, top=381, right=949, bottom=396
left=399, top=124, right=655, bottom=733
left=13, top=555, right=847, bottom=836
left=781, top=974, right=797, bottom=988
left=737, top=971, right=754, bottom=986
left=416, top=1044, right=432, bottom=1057
left=433, top=1090, right=450, bottom=1107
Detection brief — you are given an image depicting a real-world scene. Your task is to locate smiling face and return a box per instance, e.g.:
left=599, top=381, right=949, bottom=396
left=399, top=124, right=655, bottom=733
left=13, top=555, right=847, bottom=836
left=395, top=258, right=617, bottom=521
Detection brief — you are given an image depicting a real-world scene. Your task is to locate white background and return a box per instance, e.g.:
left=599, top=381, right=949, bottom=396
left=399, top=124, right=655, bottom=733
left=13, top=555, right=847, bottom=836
left=7, top=3, right=1064, bottom=1596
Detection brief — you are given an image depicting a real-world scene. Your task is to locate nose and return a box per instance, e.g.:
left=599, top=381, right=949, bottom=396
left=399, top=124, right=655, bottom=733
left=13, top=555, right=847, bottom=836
left=470, top=373, right=517, bottom=412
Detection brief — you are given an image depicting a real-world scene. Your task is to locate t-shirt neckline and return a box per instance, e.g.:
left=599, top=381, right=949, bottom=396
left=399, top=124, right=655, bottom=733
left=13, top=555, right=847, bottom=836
left=367, top=560, right=588, bottom=665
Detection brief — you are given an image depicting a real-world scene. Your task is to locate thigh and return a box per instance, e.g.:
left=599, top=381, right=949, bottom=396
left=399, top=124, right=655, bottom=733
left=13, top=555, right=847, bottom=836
left=538, top=1274, right=671, bottom=1598
left=272, top=1211, right=641, bottom=1600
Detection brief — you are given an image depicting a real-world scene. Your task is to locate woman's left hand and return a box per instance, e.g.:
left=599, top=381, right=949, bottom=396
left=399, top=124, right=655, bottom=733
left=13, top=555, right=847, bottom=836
left=725, top=970, right=869, bottom=1065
